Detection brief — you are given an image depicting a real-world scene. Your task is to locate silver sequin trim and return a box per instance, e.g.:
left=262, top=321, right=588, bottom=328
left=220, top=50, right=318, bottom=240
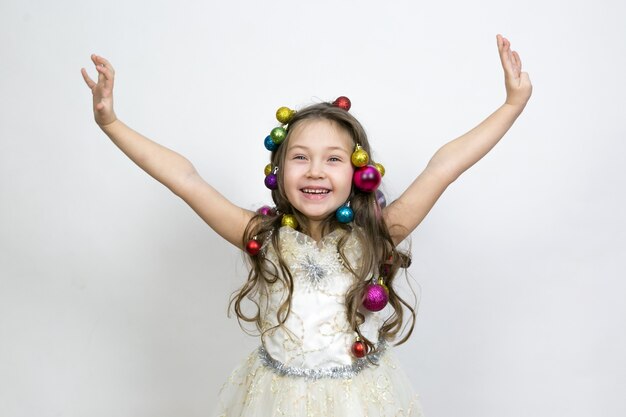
left=258, top=341, right=388, bottom=380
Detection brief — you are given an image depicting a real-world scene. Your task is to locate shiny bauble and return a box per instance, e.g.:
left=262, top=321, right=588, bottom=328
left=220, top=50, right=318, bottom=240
left=264, top=135, right=278, bottom=151
left=281, top=214, right=298, bottom=229
left=378, top=278, right=390, bottom=295
left=351, top=146, right=369, bottom=167
left=353, top=165, right=382, bottom=193
left=335, top=205, right=354, bottom=223
left=362, top=283, right=389, bottom=311
left=351, top=340, right=367, bottom=358
left=245, top=239, right=261, bottom=256
left=333, top=96, right=352, bottom=111
left=374, top=162, right=385, bottom=177
left=257, top=205, right=273, bottom=216
left=264, top=173, right=278, bottom=190
left=270, top=127, right=287, bottom=145
left=276, top=106, right=295, bottom=124
left=264, top=163, right=272, bottom=176
left=375, top=189, right=387, bottom=208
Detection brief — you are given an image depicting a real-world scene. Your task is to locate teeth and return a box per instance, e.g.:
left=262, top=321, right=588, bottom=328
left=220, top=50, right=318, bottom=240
left=302, top=188, right=329, bottom=194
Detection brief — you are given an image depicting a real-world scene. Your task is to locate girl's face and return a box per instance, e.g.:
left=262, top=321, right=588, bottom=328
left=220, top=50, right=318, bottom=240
left=283, top=119, right=354, bottom=225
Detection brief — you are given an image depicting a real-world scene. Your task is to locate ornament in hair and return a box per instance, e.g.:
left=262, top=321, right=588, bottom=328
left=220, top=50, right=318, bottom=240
left=354, top=165, right=382, bottom=193
left=362, top=277, right=389, bottom=312
left=281, top=214, right=298, bottom=229
left=332, top=96, right=352, bottom=111
left=351, top=144, right=369, bottom=167
left=245, top=238, right=261, bottom=256
left=335, top=203, right=354, bottom=223
left=265, top=166, right=279, bottom=190
left=351, top=335, right=367, bottom=358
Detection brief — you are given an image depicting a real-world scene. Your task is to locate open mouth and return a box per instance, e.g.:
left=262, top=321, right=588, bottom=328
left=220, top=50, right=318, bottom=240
left=301, top=188, right=331, bottom=195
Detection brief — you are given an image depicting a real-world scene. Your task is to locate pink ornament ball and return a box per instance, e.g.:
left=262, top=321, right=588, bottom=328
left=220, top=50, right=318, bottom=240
left=362, top=283, right=389, bottom=312
left=257, top=205, right=273, bottom=216
left=353, top=165, right=382, bottom=193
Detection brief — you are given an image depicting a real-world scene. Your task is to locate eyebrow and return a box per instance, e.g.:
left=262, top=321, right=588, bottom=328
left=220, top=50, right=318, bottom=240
left=288, top=145, right=350, bottom=153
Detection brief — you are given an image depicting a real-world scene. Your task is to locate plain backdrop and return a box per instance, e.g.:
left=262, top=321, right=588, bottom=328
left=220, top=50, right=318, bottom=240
left=1, top=1, right=625, bottom=416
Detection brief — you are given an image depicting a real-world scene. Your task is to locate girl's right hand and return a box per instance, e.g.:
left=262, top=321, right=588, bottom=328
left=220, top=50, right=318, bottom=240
left=81, top=54, right=117, bottom=127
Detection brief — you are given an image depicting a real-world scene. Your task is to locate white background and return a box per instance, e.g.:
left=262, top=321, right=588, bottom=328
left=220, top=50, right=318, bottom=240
left=1, top=0, right=625, bottom=416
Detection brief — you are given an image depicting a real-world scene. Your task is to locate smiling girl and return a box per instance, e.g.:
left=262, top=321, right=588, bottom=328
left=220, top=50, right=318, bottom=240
left=82, top=34, right=531, bottom=416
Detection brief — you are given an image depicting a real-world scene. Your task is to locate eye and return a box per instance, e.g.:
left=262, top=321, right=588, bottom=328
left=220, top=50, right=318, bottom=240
left=328, top=156, right=342, bottom=162
left=293, top=155, right=307, bottom=160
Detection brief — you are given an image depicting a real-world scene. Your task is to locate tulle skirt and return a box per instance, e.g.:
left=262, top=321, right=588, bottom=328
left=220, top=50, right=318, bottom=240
left=214, top=348, right=423, bottom=417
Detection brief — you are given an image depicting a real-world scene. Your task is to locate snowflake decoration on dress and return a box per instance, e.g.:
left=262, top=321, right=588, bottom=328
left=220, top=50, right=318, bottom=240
left=300, top=254, right=327, bottom=286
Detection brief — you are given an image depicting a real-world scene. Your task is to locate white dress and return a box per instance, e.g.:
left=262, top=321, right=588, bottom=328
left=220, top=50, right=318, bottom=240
left=215, top=226, right=423, bottom=416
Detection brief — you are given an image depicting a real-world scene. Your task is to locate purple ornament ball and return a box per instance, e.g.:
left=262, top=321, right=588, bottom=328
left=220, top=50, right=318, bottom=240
left=353, top=165, right=382, bottom=193
left=375, top=189, right=387, bottom=208
left=264, top=174, right=278, bottom=190
left=362, top=284, right=389, bottom=312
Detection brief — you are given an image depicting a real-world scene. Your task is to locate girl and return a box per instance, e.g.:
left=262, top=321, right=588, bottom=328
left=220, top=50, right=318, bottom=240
left=81, top=34, right=531, bottom=416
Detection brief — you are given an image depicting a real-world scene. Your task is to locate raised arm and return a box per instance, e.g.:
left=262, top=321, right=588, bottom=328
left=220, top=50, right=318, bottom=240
left=81, top=54, right=253, bottom=248
left=384, top=35, right=532, bottom=245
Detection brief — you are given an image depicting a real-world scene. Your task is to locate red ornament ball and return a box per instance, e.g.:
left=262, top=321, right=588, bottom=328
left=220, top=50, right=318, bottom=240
left=245, top=239, right=261, bottom=256
left=351, top=340, right=367, bottom=358
left=333, top=96, right=351, bottom=111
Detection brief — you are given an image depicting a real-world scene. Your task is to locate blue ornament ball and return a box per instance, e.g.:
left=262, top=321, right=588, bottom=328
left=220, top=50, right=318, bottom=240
left=264, top=135, right=278, bottom=151
left=335, top=205, right=354, bottom=223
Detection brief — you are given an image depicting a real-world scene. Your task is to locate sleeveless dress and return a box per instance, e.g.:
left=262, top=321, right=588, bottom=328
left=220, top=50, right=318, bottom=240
left=214, top=226, right=423, bottom=416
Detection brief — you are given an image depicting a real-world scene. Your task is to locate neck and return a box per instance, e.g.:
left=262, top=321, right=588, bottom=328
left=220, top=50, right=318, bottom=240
left=306, top=220, right=323, bottom=242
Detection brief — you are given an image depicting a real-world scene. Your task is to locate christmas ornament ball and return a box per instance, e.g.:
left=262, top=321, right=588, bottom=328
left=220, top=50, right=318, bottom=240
left=264, top=135, right=278, bottom=151
left=333, top=96, right=352, bottom=111
left=270, top=127, right=287, bottom=145
left=375, top=189, right=387, bottom=208
left=335, top=205, right=354, bottom=223
left=257, top=205, right=273, bottom=216
left=351, top=147, right=369, bottom=167
left=362, top=283, right=389, bottom=311
left=281, top=214, right=298, bottom=229
left=245, top=239, right=261, bottom=256
left=264, top=173, right=278, bottom=190
left=351, top=340, right=367, bottom=358
left=353, top=165, right=382, bottom=192
left=374, top=162, right=386, bottom=177
left=276, top=107, right=295, bottom=124
left=264, top=163, right=272, bottom=176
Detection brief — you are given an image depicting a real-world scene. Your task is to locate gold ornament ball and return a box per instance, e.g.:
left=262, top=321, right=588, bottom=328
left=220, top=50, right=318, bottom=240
left=351, top=147, right=369, bottom=167
left=374, top=162, right=386, bottom=177
left=378, top=278, right=390, bottom=295
left=281, top=214, right=298, bottom=229
left=276, top=107, right=295, bottom=124
left=264, top=163, right=272, bottom=176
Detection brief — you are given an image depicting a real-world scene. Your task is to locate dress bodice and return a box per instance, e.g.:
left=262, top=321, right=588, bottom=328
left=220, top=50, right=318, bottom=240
left=258, top=226, right=384, bottom=370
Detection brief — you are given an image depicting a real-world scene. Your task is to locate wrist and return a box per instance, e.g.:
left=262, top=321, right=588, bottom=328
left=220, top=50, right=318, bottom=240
left=98, top=114, right=118, bottom=130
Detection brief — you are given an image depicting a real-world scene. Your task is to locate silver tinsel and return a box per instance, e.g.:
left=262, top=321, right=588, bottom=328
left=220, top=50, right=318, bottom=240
left=300, top=254, right=327, bottom=285
left=258, top=341, right=388, bottom=380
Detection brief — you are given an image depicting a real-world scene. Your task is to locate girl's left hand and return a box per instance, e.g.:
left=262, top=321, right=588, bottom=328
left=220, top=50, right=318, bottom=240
left=497, top=34, right=532, bottom=108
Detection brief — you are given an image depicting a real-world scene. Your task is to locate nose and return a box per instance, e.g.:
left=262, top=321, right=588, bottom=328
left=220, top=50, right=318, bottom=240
left=306, top=160, right=326, bottom=179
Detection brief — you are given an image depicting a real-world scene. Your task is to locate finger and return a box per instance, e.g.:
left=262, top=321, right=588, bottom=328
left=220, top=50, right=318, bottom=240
left=512, top=51, right=522, bottom=71
left=81, top=68, right=96, bottom=89
left=96, top=64, right=114, bottom=81
left=498, top=37, right=514, bottom=74
left=94, top=55, right=115, bottom=74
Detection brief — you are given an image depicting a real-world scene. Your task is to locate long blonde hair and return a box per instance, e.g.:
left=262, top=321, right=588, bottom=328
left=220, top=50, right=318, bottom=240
left=230, top=103, right=415, bottom=353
